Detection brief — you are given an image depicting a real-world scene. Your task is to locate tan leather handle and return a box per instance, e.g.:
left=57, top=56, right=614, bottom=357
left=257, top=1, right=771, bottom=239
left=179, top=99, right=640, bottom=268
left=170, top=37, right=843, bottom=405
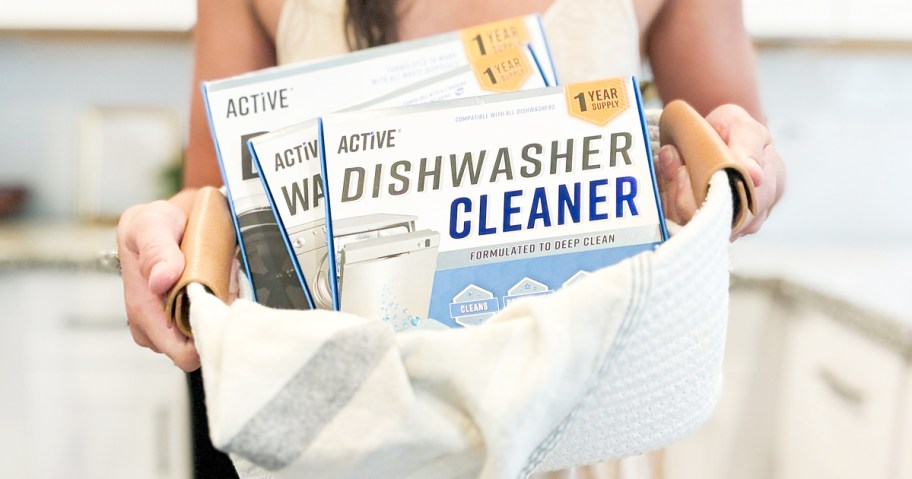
left=165, top=187, right=236, bottom=337
left=658, top=100, right=758, bottom=230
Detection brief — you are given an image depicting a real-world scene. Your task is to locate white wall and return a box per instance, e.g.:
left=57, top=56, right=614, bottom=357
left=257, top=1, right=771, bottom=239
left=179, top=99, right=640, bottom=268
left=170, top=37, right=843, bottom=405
left=1, top=30, right=909, bottom=249
left=747, top=45, right=912, bottom=247
left=0, top=33, right=193, bottom=219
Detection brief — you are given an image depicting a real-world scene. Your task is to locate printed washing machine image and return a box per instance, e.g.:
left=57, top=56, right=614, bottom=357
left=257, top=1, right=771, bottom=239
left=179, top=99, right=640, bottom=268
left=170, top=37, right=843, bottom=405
left=287, top=218, right=332, bottom=309
left=237, top=207, right=311, bottom=310
left=325, top=214, right=447, bottom=331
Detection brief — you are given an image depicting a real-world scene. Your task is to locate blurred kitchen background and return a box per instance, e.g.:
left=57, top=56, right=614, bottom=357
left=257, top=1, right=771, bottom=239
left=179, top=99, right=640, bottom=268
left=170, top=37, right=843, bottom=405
left=0, top=0, right=910, bottom=478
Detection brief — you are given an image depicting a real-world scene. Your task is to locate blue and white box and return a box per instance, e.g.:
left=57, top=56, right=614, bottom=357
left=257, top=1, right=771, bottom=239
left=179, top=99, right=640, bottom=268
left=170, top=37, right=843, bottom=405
left=319, top=77, right=668, bottom=329
left=249, top=48, right=548, bottom=309
left=202, top=15, right=556, bottom=310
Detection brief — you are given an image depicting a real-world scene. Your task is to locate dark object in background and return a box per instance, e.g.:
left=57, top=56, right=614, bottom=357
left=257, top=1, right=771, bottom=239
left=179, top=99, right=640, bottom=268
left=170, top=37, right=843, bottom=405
left=0, top=184, right=28, bottom=218
left=188, top=369, right=241, bottom=479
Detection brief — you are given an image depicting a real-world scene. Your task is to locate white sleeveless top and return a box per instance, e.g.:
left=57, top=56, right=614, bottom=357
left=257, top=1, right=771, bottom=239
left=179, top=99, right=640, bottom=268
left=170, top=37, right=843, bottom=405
left=274, top=2, right=650, bottom=478
left=275, top=0, right=642, bottom=83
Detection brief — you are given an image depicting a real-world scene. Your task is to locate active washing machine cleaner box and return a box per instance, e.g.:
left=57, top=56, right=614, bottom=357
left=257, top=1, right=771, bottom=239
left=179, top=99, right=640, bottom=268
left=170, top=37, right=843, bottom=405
left=202, top=15, right=557, bottom=310
left=320, top=77, right=668, bottom=329
left=249, top=51, right=548, bottom=309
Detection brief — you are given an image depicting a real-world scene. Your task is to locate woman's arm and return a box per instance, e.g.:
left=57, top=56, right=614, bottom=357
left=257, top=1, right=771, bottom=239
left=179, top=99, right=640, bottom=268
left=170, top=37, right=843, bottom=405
left=118, top=0, right=281, bottom=370
left=184, top=0, right=279, bottom=187
left=646, top=0, right=762, bottom=120
left=645, top=0, right=785, bottom=238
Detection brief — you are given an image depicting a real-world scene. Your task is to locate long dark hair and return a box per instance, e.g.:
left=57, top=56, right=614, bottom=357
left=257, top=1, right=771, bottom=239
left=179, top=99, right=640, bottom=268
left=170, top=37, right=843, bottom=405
left=345, top=0, right=400, bottom=50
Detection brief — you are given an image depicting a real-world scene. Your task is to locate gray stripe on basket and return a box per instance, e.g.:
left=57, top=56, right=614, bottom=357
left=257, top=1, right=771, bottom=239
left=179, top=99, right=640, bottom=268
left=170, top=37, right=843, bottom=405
left=225, top=320, right=393, bottom=470
left=519, top=254, right=650, bottom=478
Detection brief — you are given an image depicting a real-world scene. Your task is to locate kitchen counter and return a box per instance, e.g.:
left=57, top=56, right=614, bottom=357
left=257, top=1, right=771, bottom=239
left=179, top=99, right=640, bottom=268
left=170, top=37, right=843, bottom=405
left=730, top=241, right=912, bottom=357
left=0, top=220, right=118, bottom=272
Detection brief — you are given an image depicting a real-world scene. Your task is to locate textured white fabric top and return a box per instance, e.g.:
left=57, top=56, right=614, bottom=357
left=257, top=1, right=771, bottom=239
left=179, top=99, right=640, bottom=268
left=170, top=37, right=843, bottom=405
left=275, top=0, right=641, bottom=83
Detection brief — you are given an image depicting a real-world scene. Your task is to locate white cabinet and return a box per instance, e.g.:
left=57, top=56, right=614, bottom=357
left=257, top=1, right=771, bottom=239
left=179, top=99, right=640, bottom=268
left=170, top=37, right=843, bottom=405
left=743, top=0, right=912, bottom=41
left=665, top=288, right=786, bottom=479
left=0, top=0, right=195, bottom=31
left=774, top=305, right=905, bottom=479
left=0, top=271, right=191, bottom=479
left=899, top=370, right=912, bottom=479
left=28, top=366, right=190, bottom=479
left=665, top=283, right=911, bottom=479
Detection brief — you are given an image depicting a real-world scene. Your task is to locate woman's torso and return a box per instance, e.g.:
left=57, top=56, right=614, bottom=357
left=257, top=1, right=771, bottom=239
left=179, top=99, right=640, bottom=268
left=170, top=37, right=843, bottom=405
left=248, top=0, right=666, bottom=477
left=256, top=0, right=667, bottom=83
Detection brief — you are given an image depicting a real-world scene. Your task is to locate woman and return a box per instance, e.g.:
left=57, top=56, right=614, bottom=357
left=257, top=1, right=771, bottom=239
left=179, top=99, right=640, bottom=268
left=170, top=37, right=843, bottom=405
left=117, top=0, right=785, bottom=477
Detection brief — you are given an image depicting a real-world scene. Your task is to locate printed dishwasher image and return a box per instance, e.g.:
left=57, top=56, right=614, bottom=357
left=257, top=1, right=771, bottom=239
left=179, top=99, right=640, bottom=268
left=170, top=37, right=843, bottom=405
left=326, top=214, right=447, bottom=331
left=321, top=78, right=667, bottom=331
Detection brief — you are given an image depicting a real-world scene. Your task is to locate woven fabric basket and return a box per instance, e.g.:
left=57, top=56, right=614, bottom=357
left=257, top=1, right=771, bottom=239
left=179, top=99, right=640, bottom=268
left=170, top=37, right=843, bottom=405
left=181, top=101, right=753, bottom=479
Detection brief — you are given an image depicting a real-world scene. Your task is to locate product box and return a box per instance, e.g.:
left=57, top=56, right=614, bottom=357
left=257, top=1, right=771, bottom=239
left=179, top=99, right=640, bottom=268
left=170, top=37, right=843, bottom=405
left=250, top=47, right=548, bottom=309
left=320, top=77, right=667, bottom=330
left=203, top=15, right=556, bottom=310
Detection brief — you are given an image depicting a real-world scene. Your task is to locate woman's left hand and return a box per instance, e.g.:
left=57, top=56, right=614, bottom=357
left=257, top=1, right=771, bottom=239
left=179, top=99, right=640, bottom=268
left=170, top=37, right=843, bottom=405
left=655, top=103, right=786, bottom=240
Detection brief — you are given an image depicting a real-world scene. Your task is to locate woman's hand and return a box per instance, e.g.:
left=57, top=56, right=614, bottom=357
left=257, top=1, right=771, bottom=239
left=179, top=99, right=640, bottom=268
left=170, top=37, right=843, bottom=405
left=116, top=189, right=201, bottom=371
left=655, top=103, right=786, bottom=240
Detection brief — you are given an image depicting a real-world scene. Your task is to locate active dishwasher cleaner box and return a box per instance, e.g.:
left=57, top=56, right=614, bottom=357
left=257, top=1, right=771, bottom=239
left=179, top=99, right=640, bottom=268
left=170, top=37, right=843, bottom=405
left=249, top=51, right=548, bottom=309
left=203, top=15, right=557, bottom=310
left=320, top=77, right=668, bottom=329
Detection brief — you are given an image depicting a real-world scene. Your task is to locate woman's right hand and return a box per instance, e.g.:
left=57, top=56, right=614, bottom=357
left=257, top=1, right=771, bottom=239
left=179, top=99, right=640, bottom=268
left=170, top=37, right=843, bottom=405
left=116, top=189, right=201, bottom=371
